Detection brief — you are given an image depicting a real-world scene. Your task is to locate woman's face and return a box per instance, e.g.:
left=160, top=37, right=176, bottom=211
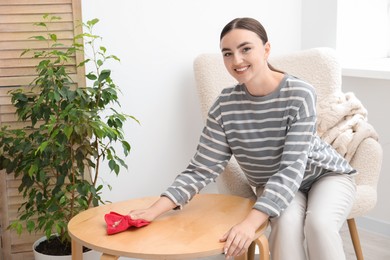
left=220, top=29, right=270, bottom=85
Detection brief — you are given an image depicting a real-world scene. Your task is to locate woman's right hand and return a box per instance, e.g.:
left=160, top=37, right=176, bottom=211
left=128, top=208, right=158, bottom=222
left=128, top=196, right=177, bottom=222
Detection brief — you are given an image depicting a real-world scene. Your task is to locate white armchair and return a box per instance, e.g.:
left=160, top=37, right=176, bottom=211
left=193, top=48, right=383, bottom=260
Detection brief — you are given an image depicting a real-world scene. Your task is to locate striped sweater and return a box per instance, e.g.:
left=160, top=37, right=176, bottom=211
left=162, top=75, right=356, bottom=217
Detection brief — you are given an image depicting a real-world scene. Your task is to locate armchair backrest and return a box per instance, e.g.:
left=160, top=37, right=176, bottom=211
left=193, top=47, right=342, bottom=123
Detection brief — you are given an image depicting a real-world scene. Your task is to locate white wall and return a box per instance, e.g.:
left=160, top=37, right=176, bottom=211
left=81, top=0, right=302, bottom=202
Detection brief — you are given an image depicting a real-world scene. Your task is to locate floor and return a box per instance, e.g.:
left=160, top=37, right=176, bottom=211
left=120, top=223, right=390, bottom=260
left=341, top=224, right=390, bottom=260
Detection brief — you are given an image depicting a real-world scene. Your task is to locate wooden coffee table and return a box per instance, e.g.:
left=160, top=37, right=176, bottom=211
left=68, top=193, right=269, bottom=260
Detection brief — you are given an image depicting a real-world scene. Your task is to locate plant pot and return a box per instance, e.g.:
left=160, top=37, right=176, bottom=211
left=33, top=236, right=101, bottom=260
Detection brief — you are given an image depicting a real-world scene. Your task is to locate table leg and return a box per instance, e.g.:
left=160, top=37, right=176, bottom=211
left=256, top=234, right=270, bottom=260
left=100, top=253, right=119, bottom=260
left=247, top=241, right=256, bottom=260
left=71, top=239, right=83, bottom=260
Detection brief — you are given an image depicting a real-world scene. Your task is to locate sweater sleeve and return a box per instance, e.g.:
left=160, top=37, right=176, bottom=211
left=162, top=101, right=232, bottom=208
left=253, top=91, right=317, bottom=217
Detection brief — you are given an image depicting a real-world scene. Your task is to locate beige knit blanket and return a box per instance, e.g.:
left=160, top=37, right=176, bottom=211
left=316, top=92, right=379, bottom=162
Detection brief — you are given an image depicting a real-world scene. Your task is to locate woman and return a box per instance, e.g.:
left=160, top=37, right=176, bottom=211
left=129, top=17, right=356, bottom=260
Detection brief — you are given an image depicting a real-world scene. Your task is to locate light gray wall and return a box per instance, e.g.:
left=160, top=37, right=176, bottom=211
left=81, top=0, right=302, bottom=201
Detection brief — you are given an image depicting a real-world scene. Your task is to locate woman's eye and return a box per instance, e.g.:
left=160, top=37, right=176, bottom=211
left=242, top=47, right=251, bottom=53
left=223, top=52, right=232, bottom=57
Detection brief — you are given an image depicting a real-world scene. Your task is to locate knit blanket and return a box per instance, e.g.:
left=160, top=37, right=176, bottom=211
left=316, top=91, right=379, bottom=162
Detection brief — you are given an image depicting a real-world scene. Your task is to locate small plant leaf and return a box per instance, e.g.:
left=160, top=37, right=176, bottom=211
left=27, top=220, right=35, bottom=233
left=20, top=49, right=31, bottom=57
left=86, top=72, right=97, bottom=80
left=107, top=55, right=120, bottom=62
left=33, top=22, right=47, bottom=27
left=78, top=58, right=90, bottom=67
left=36, top=141, right=49, bottom=155
left=30, top=36, right=46, bottom=41
left=87, top=18, right=99, bottom=27
left=98, top=69, right=111, bottom=82
left=49, top=33, right=57, bottom=42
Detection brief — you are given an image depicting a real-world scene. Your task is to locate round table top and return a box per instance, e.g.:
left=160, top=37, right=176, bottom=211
left=68, top=193, right=267, bottom=259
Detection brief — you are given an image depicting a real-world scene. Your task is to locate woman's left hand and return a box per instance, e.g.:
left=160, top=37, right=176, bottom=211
left=220, top=221, right=256, bottom=258
left=220, top=209, right=269, bottom=258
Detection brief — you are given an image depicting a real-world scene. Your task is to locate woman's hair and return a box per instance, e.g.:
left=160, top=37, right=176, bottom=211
left=220, top=17, right=268, bottom=43
left=220, top=17, right=283, bottom=73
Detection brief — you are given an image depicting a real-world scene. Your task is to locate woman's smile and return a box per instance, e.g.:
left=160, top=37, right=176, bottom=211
left=235, top=65, right=250, bottom=73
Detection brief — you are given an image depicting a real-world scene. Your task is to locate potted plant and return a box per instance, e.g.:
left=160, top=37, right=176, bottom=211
left=0, top=15, right=137, bottom=258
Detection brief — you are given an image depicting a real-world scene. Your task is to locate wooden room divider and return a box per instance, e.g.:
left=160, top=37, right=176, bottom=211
left=0, top=0, right=85, bottom=259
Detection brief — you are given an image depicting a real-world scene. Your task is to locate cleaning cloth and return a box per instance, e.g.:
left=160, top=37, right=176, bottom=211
left=104, top=211, right=150, bottom=235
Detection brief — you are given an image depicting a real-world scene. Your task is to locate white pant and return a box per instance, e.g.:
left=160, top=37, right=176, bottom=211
left=256, top=174, right=356, bottom=260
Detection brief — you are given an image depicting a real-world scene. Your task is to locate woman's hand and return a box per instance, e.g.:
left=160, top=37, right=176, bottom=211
left=220, top=220, right=256, bottom=258
left=220, top=209, right=269, bottom=258
left=128, top=196, right=176, bottom=222
left=128, top=208, right=158, bottom=222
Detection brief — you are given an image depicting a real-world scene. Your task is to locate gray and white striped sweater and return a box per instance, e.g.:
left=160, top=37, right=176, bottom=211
left=162, top=75, right=356, bottom=217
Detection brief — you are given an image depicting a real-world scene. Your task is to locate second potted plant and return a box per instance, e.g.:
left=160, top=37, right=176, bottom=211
left=0, top=15, right=137, bottom=258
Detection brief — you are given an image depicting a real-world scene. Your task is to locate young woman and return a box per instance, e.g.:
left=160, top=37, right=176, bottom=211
left=129, top=17, right=356, bottom=260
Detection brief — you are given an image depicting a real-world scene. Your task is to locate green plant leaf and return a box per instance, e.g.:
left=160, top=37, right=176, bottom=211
left=28, top=164, right=38, bottom=177
left=78, top=58, right=90, bottom=67
left=98, top=69, right=111, bottom=82
left=49, top=33, right=57, bottom=42
left=52, top=43, right=64, bottom=48
left=86, top=72, right=97, bottom=80
left=87, top=18, right=99, bottom=27
left=10, top=221, right=23, bottom=235
left=20, top=49, right=31, bottom=57
left=107, top=55, right=120, bottom=62
left=30, top=36, right=46, bottom=41
left=45, top=229, right=53, bottom=240
left=114, top=164, right=120, bottom=175
left=59, top=195, right=66, bottom=205
left=49, top=15, right=62, bottom=22
left=33, top=22, right=47, bottom=27
left=63, top=126, right=73, bottom=140
left=27, top=220, right=35, bottom=233
left=121, top=140, right=131, bottom=156
left=36, top=141, right=49, bottom=155
left=108, top=160, right=116, bottom=172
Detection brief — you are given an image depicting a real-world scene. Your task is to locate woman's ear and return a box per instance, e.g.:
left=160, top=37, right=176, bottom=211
left=264, top=42, right=271, bottom=60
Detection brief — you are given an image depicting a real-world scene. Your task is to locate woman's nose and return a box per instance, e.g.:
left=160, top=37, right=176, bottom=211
left=233, top=53, right=243, bottom=65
